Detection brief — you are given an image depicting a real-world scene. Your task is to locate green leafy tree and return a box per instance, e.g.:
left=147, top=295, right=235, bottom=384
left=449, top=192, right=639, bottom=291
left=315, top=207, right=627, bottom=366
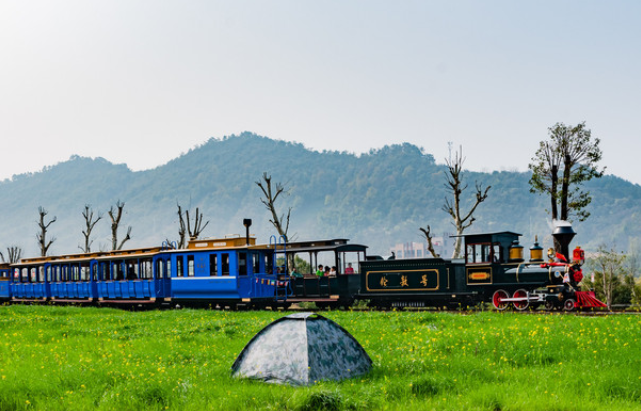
left=529, top=122, right=604, bottom=222
left=585, top=245, right=634, bottom=310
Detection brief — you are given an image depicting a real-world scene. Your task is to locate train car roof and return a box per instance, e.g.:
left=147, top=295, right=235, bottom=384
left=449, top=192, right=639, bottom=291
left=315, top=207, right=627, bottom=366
left=16, top=246, right=166, bottom=266
left=283, top=239, right=368, bottom=253
left=15, top=237, right=276, bottom=266
left=186, top=236, right=271, bottom=251
left=452, top=231, right=522, bottom=243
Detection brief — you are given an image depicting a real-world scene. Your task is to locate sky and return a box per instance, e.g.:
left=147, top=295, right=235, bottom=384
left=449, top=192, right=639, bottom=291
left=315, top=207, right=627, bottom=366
left=1, top=1, right=640, bottom=184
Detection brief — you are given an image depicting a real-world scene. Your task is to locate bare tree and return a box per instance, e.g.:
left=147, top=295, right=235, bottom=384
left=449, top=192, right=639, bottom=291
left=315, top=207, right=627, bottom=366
left=0, top=246, right=22, bottom=263
left=419, top=225, right=439, bottom=258
left=36, top=206, right=57, bottom=256
left=256, top=172, right=291, bottom=241
left=108, top=200, right=132, bottom=250
left=175, top=204, right=209, bottom=248
left=442, top=145, right=491, bottom=259
left=80, top=205, right=102, bottom=253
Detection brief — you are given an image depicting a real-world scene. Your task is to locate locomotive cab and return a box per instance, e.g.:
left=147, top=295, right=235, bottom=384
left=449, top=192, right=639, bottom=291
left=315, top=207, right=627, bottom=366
left=461, top=231, right=521, bottom=266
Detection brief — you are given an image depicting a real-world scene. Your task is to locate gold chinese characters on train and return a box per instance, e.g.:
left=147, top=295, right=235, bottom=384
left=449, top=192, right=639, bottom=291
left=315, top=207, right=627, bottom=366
left=366, top=269, right=439, bottom=292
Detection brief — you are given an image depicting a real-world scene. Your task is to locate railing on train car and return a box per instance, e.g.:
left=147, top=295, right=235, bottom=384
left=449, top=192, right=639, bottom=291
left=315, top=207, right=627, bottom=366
left=270, top=235, right=292, bottom=300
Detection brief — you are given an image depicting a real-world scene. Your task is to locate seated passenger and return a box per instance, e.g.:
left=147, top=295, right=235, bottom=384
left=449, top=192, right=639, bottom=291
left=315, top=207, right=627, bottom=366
left=329, top=266, right=337, bottom=276
left=290, top=267, right=303, bottom=278
left=324, top=266, right=330, bottom=277
left=345, top=262, right=355, bottom=274
left=127, top=268, right=137, bottom=280
left=316, top=265, right=324, bottom=277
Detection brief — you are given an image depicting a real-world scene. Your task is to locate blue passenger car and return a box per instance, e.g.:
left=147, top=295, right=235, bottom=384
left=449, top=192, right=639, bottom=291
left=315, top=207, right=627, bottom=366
left=166, top=236, right=280, bottom=307
left=0, top=263, right=10, bottom=301
left=4, top=232, right=284, bottom=308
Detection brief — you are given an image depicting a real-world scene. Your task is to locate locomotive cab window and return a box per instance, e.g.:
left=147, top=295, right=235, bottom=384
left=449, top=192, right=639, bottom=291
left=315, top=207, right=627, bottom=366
left=466, top=243, right=489, bottom=264
left=466, top=243, right=502, bottom=264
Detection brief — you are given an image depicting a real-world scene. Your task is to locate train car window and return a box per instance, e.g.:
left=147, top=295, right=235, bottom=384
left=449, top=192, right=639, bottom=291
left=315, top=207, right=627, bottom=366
left=187, top=256, right=195, bottom=277
left=221, top=253, right=230, bottom=276
left=264, top=254, right=274, bottom=275
left=45, top=266, right=51, bottom=282
left=155, top=259, right=164, bottom=279
left=481, top=244, right=491, bottom=263
left=113, top=262, right=125, bottom=281
left=38, top=267, right=45, bottom=282
left=141, top=259, right=152, bottom=279
left=91, top=264, right=97, bottom=281
left=126, top=261, right=138, bottom=280
left=80, top=264, right=89, bottom=281
left=62, top=265, right=69, bottom=282
left=239, top=252, right=247, bottom=276
left=252, top=253, right=261, bottom=274
left=209, top=254, right=218, bottom=276
left=167, top=260, right=171, bottom=278
left=79, top=265, right=87, bottom=281
left=176, top=256, right=184, bottom=277
left=29, top=268, right=36, bottom=282
left=100, top=262, right=110, bottom=281
left=492, top=244, right=501, bottom=263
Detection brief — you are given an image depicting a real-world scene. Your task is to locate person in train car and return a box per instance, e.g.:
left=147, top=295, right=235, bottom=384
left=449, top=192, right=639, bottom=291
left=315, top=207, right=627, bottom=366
left=345, top=262, right=355, bottom=274
left=290, top=267, right=303, bottom=278
left=316, top=265, right=324, bottom=277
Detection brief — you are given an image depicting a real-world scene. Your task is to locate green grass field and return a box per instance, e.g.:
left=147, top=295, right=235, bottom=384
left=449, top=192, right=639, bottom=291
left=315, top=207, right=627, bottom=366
left=1, top=305, right=641, bottom=410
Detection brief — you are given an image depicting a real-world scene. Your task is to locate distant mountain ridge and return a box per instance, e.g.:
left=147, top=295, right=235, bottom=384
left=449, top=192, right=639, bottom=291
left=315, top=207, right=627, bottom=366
left=1, top=132, right=640, bottom=257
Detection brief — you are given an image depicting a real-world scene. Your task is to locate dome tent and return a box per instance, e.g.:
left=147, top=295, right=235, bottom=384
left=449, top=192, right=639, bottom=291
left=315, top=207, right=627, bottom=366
left=231, top=312, right=372, bottom=385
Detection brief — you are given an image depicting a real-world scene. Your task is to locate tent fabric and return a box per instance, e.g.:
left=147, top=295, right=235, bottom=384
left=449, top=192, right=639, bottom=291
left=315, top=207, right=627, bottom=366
left=231, top=312, right=372, bottom=385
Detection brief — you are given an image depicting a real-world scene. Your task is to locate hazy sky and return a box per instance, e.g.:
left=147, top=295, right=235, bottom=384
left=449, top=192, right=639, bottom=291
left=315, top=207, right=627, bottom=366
left=1, top=1, right=640, bottom=184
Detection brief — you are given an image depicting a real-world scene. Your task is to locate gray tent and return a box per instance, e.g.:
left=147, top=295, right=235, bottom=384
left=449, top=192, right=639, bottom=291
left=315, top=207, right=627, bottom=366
left=231, top=312, right=372, bottom=385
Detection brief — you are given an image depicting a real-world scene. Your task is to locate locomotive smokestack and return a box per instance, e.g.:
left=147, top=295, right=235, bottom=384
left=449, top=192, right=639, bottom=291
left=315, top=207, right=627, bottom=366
left=243, top=219, right=252, bottom=246
left=552, top=223, right=576, bottom=261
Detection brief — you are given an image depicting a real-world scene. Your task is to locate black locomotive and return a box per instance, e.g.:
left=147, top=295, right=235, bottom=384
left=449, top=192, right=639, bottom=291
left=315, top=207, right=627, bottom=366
left=285, top=225, right=606, bottom=311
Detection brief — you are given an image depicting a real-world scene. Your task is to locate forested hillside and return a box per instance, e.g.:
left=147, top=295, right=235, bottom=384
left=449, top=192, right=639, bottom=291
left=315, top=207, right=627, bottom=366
left=1, top=132, right=640, bottom=257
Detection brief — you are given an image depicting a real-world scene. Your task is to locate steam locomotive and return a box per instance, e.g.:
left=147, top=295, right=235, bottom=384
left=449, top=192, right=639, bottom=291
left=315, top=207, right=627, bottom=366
left=0, top=220, right=605, bottom=311
left=285, top=224, right=605, bottom=311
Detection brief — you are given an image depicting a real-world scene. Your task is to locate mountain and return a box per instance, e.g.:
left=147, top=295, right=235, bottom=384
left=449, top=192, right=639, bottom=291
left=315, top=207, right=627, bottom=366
left=1, top=132, right=640, bottom=257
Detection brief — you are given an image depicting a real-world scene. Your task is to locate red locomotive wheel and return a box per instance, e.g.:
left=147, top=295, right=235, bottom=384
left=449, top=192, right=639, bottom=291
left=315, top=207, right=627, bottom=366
left=492, top=289, right=510, bottom=311
left=512, top=289, right=529, bottom=311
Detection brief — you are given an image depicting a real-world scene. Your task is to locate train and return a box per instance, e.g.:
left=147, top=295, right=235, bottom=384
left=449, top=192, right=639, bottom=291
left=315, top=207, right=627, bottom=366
left=0, top=219, right=606, bottom=311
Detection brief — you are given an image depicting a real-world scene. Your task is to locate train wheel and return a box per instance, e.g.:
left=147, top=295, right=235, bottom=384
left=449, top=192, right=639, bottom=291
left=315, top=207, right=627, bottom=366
left=512, top=289, right=529, bottom=311
left=563, top=298, right=576, bottom=312
left=544, top=300, right=555, bottom=311
left=492, top=289, right=510, bottom=311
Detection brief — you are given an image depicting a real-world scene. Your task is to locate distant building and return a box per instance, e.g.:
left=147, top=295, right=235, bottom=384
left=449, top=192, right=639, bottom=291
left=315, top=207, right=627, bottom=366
left=390, top=233, right=454, bottom=259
